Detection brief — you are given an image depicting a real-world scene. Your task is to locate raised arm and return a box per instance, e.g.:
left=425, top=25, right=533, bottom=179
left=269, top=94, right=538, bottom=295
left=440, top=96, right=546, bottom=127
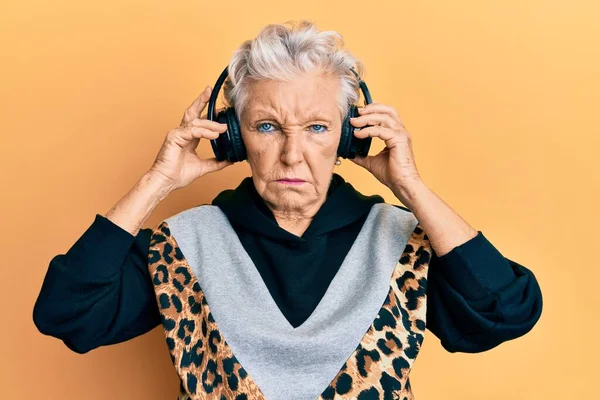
left=33, top=86, right=234, bottom=353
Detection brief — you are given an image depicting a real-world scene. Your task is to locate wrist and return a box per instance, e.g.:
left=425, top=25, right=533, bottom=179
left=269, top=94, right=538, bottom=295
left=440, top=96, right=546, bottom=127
left=390, top=178, right=428, bottom=209
left=104, top=172, right=174, bottom=236
left=139, top=171, right=175, bottom=203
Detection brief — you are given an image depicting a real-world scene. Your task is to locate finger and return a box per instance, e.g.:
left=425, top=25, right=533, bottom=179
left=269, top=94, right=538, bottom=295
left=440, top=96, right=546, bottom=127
left=176, top=126, right=222, bottom=142
left=350, top=113, right=400, bottom=129
left=186, top=118, right=228, bottom=132
left=180, top=86, right=213, bottom=126
left=358, top=103, right=401, bottom=120
left=202, top=157, right=234, bottom=173
left=352, top=125, right=407, bottom=149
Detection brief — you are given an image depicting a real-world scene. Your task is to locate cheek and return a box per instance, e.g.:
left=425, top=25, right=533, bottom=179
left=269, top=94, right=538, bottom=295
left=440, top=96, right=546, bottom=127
left=312, top=135, right=340, bottom=160
left=304, top=146, right=337, bottom=184
left=245, top=145, right=283, bottom=183
left=242, top=134, right=271, bottom=163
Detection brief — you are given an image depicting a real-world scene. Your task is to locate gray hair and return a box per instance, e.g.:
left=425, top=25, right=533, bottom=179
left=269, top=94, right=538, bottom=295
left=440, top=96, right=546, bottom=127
left=222, top=20, right=365, bottom=123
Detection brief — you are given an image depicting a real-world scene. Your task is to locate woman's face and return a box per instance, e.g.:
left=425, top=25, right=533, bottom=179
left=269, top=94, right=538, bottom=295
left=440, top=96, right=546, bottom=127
left=240, top=68, right=342, bottom=216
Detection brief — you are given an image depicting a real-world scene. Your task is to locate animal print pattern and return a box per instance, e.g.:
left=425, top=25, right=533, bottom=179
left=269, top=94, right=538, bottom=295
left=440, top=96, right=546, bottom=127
left=148, top=221, right=431, bottom=400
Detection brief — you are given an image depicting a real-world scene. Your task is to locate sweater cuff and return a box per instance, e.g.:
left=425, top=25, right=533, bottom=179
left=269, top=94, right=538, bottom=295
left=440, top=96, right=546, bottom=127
left=434, top=231, right=517, bottom=301
left=64, top=213, right=137, bottom=278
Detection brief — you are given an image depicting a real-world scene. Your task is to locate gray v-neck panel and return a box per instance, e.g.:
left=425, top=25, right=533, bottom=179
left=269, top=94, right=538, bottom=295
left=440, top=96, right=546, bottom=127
left=165, top=203, right=418, bottom=400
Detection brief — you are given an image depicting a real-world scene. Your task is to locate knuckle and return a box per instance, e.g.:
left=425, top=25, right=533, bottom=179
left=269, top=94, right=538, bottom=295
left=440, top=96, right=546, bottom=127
left=169, top=127, right=185, bottom=137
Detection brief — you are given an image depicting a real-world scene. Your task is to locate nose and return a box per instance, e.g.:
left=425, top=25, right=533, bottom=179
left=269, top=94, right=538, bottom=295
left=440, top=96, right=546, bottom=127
left=280, top=133, right=304, bottom=166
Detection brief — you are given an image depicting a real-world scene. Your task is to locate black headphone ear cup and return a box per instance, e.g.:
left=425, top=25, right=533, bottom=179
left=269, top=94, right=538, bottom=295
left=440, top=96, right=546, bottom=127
left=210, top=109, right=230, bottom=162
left=337, top=105, right=355, bottom=158
left=225, top=107, right=247, bottom=162
left=343, top=104, right=373, bottom=159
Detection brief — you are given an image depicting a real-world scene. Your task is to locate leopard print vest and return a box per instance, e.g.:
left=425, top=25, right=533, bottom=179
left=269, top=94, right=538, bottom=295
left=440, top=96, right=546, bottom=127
left=147, top=203, right=432, bottom=399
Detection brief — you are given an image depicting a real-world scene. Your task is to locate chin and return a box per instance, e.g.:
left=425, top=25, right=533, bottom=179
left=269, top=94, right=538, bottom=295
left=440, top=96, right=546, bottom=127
left=267, top=189, right=308, bottom=205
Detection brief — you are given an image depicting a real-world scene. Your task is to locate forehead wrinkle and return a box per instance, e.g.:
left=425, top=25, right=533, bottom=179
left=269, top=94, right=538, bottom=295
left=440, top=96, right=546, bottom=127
left=243, top=77, right=339, bottom=124
left=248, top=108, right=334, bottom=124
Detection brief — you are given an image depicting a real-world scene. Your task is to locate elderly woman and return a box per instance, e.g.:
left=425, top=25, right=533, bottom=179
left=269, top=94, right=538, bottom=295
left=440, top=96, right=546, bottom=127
left=33, top=21, right=542, bottom=400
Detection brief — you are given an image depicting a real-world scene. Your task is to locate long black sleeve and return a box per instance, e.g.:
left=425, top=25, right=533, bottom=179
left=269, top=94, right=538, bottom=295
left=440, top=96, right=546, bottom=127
left=33, top=214, right=161, bottom=354
left=425, top=230, right=543, bottom=353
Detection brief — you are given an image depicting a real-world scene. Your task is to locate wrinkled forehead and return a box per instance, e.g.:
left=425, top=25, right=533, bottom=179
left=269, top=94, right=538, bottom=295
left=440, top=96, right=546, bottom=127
left=241, top=75, right=341, bottom=122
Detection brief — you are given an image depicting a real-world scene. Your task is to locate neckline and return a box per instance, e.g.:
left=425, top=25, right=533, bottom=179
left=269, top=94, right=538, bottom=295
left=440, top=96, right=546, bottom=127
left=214, top=203, right=392, bottom=332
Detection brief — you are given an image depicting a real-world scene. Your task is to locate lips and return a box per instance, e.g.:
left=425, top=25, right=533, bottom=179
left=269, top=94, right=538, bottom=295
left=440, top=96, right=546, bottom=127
left=278, top=178, right=305, bottom=182
left=276, top=178, right=306, bottom=185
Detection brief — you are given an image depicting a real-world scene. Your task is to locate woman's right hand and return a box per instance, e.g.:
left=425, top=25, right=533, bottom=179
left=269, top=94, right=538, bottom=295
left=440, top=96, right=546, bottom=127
left=148, top=86, right=233, bottom=191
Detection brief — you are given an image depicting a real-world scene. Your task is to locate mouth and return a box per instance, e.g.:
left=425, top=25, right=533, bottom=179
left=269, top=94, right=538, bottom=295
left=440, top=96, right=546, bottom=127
left=276, top=178, right=306, bottom=185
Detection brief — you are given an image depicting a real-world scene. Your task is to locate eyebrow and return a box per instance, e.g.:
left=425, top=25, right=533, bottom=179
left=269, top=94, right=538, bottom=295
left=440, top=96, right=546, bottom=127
left=250, top=109, right=334, bottom=123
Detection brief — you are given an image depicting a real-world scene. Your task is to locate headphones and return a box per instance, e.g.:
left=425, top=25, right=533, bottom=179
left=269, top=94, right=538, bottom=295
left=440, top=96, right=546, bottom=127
left=206, top=66, right=374, bottom=163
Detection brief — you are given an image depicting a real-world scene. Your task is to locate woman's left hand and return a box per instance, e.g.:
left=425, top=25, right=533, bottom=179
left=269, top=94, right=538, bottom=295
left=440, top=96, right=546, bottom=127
left=349, top=103, right=422, bottom=192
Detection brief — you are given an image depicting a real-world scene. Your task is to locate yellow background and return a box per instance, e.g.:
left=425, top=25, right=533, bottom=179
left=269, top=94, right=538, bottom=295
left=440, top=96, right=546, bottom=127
left=2, top=0, right=598, bottom=398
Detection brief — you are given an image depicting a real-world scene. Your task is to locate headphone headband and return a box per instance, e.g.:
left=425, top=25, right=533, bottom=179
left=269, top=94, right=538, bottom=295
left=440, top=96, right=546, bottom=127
left=207, top=66, right=230, bottom=122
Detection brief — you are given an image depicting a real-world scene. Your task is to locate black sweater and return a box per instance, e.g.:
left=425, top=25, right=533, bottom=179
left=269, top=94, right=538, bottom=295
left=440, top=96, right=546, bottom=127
left=33, top=173, right=543, bottom=354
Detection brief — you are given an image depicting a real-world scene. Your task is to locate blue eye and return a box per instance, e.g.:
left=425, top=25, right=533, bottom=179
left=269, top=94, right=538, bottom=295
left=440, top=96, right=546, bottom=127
left=310, top=124, right=327, bottom=133
left=257, top=122, right=275, bottom=133
left=256, top=123, right=327, bottom=133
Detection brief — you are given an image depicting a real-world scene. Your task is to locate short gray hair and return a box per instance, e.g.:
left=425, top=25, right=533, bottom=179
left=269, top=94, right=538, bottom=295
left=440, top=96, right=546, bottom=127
left=222, top=20, right=365, bottom=123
